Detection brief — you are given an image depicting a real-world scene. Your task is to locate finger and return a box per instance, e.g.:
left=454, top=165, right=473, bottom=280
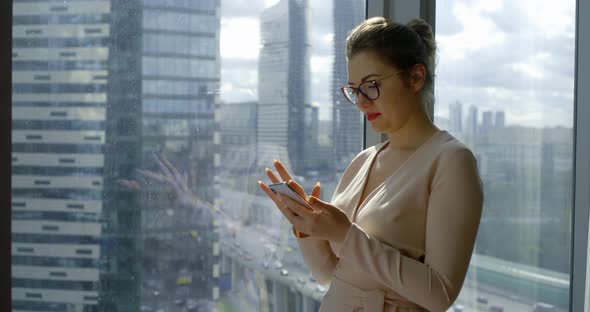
left=258, top=181, right=298, bottom=223
left=137, top=169, right=170, bottom=183
left=287, top=180, right=307, bottom=199
left=159, top=155, right=184, bottom=189
left=161, top=154, right=182, bottom=179
left=128, top=180, right=141, bottom=190
left=153, top=153, right=173, bottom=178
left=258, top=180, right=284, bottom=206
left=311, top=182, right=321, bottom=198
left=181, top=171, right=190, bottom=191
left=118, top=179, right=141, bottom=191
left=279, top=194, right=315, bottom=218
left=307, top=196, right=330, bottom=211
left=273, top=160, right=293, bottom=182
left=265, top=168, right=281, bottom=184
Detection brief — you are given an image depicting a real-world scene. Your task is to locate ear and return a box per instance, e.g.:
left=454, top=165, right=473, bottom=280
left=409, top=64, right=426, bottom=94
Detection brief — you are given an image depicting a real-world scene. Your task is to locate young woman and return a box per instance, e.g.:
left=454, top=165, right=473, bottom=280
left=259, top=17, right=484, bottom=312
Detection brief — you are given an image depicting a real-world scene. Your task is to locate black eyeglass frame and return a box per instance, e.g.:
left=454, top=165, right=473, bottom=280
left=340, top=70, right=405, bottom=105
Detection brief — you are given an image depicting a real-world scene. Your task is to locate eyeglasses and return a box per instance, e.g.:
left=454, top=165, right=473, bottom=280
left=340, top=71, right=405, bottom=105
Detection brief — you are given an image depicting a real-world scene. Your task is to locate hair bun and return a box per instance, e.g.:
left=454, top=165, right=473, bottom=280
left=407, top=18, right=436, bottom=58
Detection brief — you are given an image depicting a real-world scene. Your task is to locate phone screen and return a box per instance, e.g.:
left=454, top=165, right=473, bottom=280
left=268, top=182, right=313, bottom=209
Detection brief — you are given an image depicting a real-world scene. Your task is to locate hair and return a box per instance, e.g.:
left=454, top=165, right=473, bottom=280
left=345, top=17, right=437, bottom=120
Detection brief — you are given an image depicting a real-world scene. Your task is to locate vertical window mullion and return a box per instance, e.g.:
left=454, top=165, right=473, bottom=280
left=1, top=0, right=12, bottom=310
left=573, top=0, right=590, bottom=310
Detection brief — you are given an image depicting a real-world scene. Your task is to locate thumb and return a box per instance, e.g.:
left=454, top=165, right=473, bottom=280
left=307, top=195, right=329, bottom=210
left=310, top=182, right=321, bottom=198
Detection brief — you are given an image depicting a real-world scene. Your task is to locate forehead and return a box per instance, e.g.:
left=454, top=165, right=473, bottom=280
left=347, top=50, right=394, bottom=83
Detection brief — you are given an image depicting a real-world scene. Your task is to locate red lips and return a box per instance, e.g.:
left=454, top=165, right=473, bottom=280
left=366, top=113, right=381, bottom=121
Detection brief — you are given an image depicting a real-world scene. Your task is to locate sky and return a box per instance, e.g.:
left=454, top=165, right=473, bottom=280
left=219, top=0, right=576, bottom=128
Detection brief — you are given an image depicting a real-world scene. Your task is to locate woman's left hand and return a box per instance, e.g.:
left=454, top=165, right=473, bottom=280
left=279, top=181, right=352, bottom=243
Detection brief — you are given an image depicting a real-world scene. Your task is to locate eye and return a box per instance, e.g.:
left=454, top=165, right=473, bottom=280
left=362, top=82, right=378, bottom=90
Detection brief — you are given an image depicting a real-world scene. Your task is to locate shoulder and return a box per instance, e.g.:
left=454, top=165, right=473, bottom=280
left=428, top=131, right=484, bottom=213
left=429, top=131, right=481, bottom=186
left=434, top=131, right=478, bottom=167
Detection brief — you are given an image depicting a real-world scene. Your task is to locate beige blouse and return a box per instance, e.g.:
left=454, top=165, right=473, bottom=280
left=296, top=130, right=484, bottom=312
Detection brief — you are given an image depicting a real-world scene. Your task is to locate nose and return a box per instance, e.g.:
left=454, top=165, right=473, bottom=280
left=355, top=92, right=373, bottom=109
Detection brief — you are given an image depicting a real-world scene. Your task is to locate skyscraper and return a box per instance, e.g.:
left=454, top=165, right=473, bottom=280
left=133, top=0, right=222, bottom=308
left=449, top=101, right=463, bottom=135
left=257, top=0, right=312, bottom=175
left=11, top=1, right=221, bottom=311
left=495, top=110, right=506, bottom=128
left=12, top=1, right=109, bottom=310
left=481, top=110, right=494, bottom=134
left=466, top=105, right=479, bottom=139
left=332, top=0, right=364, bottom=171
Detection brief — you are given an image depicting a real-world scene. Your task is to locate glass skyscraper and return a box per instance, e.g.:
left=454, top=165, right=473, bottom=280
left=12, top=1, right=221, bottom=311
left=257, top=0, right=314, bottom=176
left=332, top=0, right=364, bottom=172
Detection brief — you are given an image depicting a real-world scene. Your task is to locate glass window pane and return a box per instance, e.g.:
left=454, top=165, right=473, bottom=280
left=435, top=1, right=576, bottom=311
left=11, top=0, right=364, bottom=311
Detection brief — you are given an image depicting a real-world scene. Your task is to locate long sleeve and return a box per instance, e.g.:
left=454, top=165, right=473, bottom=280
left=336, top=148, right=483, bottom=311
left=296, top=236, right=339, bottom=285
left=293, top=148, right=375, bottom=286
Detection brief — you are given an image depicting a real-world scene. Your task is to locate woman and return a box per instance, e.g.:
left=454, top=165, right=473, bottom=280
left=258, top=17, right=483, bottom=312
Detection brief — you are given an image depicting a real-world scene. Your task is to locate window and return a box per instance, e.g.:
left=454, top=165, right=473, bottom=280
left=434, top=1, right=576, bottom=311
left=10, top=0, right=364, bottom=311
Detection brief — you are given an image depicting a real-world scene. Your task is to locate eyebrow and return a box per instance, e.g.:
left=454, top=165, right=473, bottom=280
left=347, top=73, right=381, bottom=85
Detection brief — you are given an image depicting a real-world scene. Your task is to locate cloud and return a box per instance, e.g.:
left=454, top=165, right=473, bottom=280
left=220, top=0, right=336, bottom=112
left=220, top=0, right=576, bottom=127
left=220, top=0, right=278, bottom=18
left=434, top=0, right=576, bottom=128
left=220, top=17, right=261, bottom=60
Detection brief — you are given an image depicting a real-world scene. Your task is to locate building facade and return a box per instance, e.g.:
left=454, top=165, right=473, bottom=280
left=11, top=1, right=221, bottom=311
left=332, top=0, right=364, bottom=172
left=257, top=0, right=313, bottom=176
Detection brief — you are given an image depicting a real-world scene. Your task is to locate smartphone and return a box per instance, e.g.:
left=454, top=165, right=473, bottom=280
left=268, top=182, right=313, bottom=210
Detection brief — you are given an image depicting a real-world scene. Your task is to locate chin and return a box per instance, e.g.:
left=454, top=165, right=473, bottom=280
left=369, top=121, right=388, bottom=133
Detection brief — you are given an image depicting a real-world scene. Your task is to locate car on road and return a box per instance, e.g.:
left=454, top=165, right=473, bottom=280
left=186, top=298, right=198, bottom=310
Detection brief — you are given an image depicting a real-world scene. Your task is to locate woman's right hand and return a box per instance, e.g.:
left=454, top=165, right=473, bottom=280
left=258, top=160, right=321, bottom=237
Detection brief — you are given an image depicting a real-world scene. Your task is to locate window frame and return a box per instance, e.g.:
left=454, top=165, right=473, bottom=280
left=1, top=0, right=11, bottom=310
left=2, top=0, right=589, bottom=311
left=573, top=0, right=590, bottom=310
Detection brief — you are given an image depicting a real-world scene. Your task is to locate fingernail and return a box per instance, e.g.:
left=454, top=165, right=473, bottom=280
left=273, top=159, right=279, bottom=163
left=315, top=182, right=321, bottom=187
left=265, top=168, right=270, bottom=172
left=257, top=180, right=262, bottom=185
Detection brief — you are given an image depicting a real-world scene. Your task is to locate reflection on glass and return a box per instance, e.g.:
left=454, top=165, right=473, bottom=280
left=434, top=1, right=575, bottom=311
left=11, top=0, right=364, bottom=311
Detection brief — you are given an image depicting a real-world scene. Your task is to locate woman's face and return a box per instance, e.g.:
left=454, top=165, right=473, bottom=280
left=346, top=50, right=423, bottom=135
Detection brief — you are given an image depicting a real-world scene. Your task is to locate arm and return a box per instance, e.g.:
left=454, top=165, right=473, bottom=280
left=336, top=148, right=483, bottom=311
left=295, top=235, right=339, bottom=285
left=293, top=183, right=340, bottom=286
left=293, top=149, right=376, bottom=286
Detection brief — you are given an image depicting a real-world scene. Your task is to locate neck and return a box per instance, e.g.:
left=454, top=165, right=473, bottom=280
left=385, top=107, right=439, bottom=150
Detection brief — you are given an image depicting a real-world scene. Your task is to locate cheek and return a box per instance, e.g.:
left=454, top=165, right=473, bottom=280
left=378, top=91, right=413, bottom=118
